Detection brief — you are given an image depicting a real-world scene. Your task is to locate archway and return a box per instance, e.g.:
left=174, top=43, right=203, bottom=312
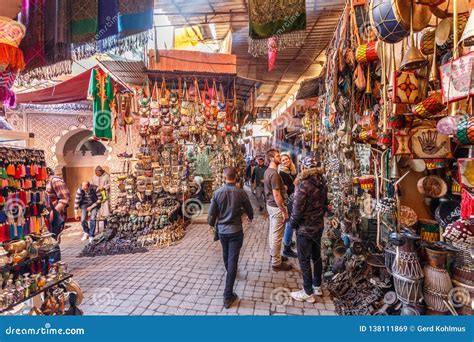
left=53, top=128, right=111, bottom=219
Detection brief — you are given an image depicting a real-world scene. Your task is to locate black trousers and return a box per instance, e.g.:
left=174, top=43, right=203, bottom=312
left=219, top=231, right=244, bottom=300
left=296, top=232, right=323, bottom=295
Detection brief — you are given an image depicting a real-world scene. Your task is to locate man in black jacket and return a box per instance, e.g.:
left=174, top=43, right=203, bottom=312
left=208, top=167, right=254, bottom=309
left=289, top=156, right=328, bottom=303
left=251, top=156, right=267, bottom=211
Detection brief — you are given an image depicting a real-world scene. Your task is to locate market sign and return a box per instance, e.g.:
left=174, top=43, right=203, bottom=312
left=256, top=107, right=272, bottom=119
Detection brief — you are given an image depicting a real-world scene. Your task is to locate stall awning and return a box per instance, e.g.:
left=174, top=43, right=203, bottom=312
left=16, top=69, right=92, bottom=105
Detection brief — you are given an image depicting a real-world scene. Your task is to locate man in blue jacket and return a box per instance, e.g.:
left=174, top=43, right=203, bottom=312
left=208, top=167, right=254, bottom=309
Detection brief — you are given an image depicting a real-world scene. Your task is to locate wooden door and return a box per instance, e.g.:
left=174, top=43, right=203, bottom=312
left=64, top=167, right=95, bottom=220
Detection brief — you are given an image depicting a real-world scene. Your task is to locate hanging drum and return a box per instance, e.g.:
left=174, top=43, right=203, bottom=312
left=356, top=41, right=380, bottom=63
left=370, top=0, right=410, bottom=43
left=370, top=0, right=431, bottom=44
left=456, top=115, right=474, bottom=145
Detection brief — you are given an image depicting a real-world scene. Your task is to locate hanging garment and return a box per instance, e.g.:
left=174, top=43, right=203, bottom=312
left=19, top=0, right=45, bottom=72
left=71, top=0, right=98, bottom=59
left=88, top=68, right=113, bottom=140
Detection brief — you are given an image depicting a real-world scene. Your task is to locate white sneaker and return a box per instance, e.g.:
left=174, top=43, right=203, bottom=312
left=88, top=237, right=94, bottom=243
left=81, top=233, right=89, bottom=241
left=290, top=289, right=316, bottom=303
left=313, top=286, right=322, bottom=296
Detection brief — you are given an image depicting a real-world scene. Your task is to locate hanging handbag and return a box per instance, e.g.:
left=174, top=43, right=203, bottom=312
left=150, top=81, right=159, bottom=114
left=392, top=70, right=421, bottom=104
left=461, top=188, right=474, bottom=219
left=181, top=80, right=190, bottom=116
left=159, top=78, right=169, bottom=106
left=439, top=51, right=474, bottom=104
left=217, top=83, right=226, bottom=111
left=169, top=80, right=178, bottom=105
left=354, top=64, right=366, bottom=91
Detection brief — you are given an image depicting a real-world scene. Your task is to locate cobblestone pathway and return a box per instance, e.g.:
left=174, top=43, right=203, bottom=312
left=61, top=191, right=336, bottom=316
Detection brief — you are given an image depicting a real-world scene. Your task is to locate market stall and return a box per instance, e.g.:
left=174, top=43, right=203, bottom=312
left=312, top=0, right=473, bottom=315
left=0, top=146, right=83, bottom=315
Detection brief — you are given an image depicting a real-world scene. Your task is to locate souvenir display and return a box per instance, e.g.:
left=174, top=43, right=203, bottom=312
left=316, top=0, right=473, bottom=316
left=82, top=76, right=245, bottom=257
left=0, top=147, right=81, bottom=316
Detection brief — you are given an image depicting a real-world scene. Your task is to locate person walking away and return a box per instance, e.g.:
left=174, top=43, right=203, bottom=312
left=74, top=182, right=101, bottom=243
left=290, top=156, right=328, bottom=303
left=279, top=152, right=298, bottom=258
left=251, top=156, right=267, bottom=211
left=208, top=167, right=254, bottom=309
left=45, top=168, right=70, bottom=237
left=91, top=165, right=110, bottom=228
left=264, top=149, right=292, bottom=271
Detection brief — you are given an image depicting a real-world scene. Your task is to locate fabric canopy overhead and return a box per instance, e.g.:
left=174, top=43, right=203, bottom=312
left=16, top=69, right=92, bottom=104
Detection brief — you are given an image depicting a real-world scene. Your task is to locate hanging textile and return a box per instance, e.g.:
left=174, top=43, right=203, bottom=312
left=71, top=0, right=98, bottom=59
left=19, top=0, right=45, bottom=72
left=96, top=0, right=119, bottom=52
left=88, top=68, right=113, bottom=141
left=248, top=0, right=306, bottom=57
left=72, top=0, right=153, bottom=59
left=115, top=0, right=153, bottom=51
left=42, top=0, right=72, bottom=78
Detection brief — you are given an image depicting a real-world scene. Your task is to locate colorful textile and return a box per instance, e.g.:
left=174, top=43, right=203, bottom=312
left=41, top=0, right=72, bottom=79
left=88, top=68, right=113, bottom=141
left=71, top=0, right=98, bottom=59
left=19, top=0, right=45, bottom=71
left=96, top=0, right=119, bottom=52
left=248, top=0, right=306, bottom=57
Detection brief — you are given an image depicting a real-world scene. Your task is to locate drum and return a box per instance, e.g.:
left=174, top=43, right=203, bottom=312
left=356, top=41, right=379, bottom=63
left=370, top=0, right=409, bottom=43
left=392, top=250, right=424, bottom=304
left=370, top=0, right=431, bottom=44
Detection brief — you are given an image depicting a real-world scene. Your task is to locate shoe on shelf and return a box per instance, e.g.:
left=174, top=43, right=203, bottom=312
left=290, top=289, right=315, bottom=303
left=223, top=293, right=238, bottom=309
left=313, top=286, right=322, bottom=296
left=283, top=245, right=298, bottom=258
left=272, top=262, right=293, bottom=271
left=81, top=233, right=89, bottom=241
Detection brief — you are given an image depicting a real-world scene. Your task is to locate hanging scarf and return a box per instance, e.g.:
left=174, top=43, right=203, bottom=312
left=96, top=0, right=119, bottom=52
left=248, top=0, right=306, bottom=57
left=19, top=0, right=45, bottom=72
left=115, top=0, right=153, bottom=53
left=73, top=0, right=152, bottom=59
left=71, top=0, right=98, bottom=60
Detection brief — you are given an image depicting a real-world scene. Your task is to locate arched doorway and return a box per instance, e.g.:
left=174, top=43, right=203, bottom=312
left=55, top=129, right=109, bottom=219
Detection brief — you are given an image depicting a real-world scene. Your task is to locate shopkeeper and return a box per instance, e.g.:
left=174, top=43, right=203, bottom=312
left=91, top=165, right=111, bottom=221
